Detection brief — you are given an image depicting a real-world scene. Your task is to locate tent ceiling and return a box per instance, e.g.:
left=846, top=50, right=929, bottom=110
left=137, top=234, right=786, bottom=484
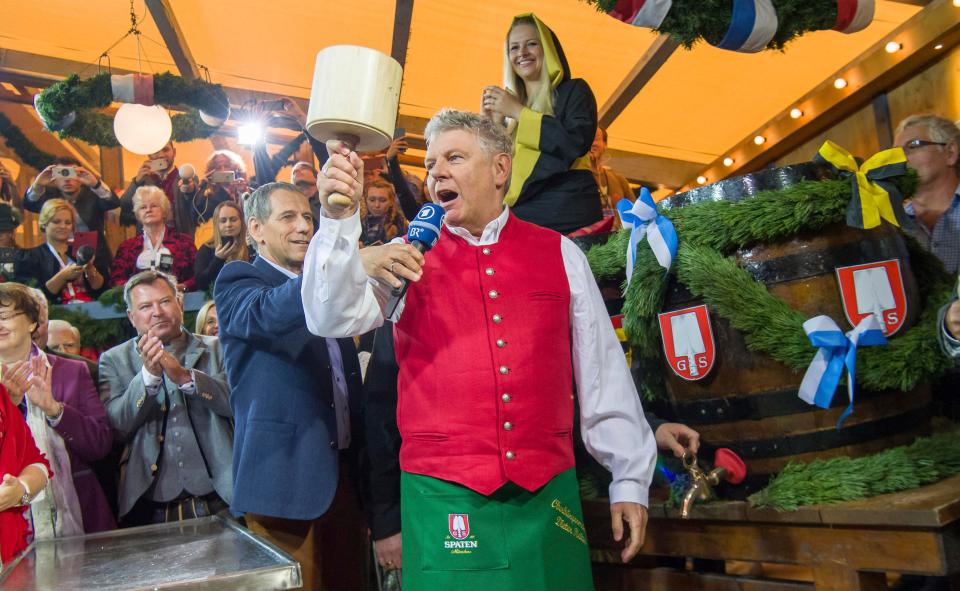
left=0, top=0, right=929, bottom=189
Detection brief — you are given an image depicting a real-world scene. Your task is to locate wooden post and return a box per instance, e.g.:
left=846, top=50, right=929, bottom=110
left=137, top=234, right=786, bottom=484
left=99, top=146, right=133, bottom=254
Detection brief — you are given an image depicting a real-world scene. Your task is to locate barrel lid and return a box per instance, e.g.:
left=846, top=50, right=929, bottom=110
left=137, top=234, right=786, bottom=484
left=661, top=161, right=838, bottom=210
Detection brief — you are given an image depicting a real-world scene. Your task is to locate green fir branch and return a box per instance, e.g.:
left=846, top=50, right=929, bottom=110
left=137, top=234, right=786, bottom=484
left=749, top=428, right=960, bottom=510
left=0, top=112, right=56, bottom=170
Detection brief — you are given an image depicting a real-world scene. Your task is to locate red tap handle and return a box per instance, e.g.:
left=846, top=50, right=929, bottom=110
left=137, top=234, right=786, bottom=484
left=714, top=448, right=747, bottom=485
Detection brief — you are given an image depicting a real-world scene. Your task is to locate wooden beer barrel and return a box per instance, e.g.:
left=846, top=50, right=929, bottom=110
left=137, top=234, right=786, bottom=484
left=656, top=163, right=930, bottom=497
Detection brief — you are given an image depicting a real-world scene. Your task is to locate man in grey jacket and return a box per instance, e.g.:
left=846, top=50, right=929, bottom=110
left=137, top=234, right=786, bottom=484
left=99, top=270, right=233, bottom=526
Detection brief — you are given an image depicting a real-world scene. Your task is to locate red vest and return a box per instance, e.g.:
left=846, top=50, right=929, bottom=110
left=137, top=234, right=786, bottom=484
left=395, top=214, right=574, bottom=495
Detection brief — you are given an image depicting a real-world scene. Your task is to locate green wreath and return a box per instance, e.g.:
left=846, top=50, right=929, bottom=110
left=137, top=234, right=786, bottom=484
left=586, top=0, right=846, bottom=50
left=34, top=72, right=229, bottom=147
left=587, top=172, right=956, bottom=402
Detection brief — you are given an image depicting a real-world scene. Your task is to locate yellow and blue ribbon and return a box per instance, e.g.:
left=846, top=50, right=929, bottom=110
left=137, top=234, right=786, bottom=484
left=815, top=140, right=910, bottom=230
left=798, top=315, right=887, bottom=429
left=617, top=187, right=678, bottom=289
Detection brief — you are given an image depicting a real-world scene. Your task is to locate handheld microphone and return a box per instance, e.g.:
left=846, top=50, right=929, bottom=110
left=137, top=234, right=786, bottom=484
left=385, top=203, right=445, bottom=318
left=75, top=245, right=95, bottom=266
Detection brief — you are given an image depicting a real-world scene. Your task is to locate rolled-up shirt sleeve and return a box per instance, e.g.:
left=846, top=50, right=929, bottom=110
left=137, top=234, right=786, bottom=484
left=301, top=210, right=387, bottom=337
left=563, top=236, right=657, bottom=507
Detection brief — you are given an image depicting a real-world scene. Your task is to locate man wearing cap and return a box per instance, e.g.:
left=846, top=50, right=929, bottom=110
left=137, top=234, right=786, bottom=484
left=301, top=109, right=657, bottom=590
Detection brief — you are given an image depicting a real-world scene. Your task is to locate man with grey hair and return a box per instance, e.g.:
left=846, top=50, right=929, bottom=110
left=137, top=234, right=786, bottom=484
left=215, top=181, right=417, bottom=590
left=99, top=270, right=233, bottom=526
left=894, top=114, right=960, bottom=273
left=47, top=319, right=82, bottom=356
left=302, top=108, right=657, bottom=590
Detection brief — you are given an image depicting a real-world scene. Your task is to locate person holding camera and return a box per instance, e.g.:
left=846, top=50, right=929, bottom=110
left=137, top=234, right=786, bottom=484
left=119, top=142, right=180, bottom=226
left=25, top=157, right=120, bottom=267
left=175, top=150, right=247, bottom=244
left=16, top=199, right=107, bottom=304
left=194, top=201, right=253, bottom=292
left=110, top=186, right=197, bottom=290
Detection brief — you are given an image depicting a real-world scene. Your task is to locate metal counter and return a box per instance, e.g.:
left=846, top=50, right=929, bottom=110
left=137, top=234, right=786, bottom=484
left=0, top=516, right=301, bottom=590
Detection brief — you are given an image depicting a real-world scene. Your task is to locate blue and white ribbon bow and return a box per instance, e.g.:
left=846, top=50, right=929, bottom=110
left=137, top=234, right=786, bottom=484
left=798, top=315, right=887, bottom=429
left=617, top=187, right=678, bottom=288
left=713, top=0, right=779, bottom=54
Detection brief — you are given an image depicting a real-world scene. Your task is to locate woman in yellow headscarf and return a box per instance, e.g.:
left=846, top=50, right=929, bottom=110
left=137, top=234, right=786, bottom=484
left=481, top=13, right=602, bottom=235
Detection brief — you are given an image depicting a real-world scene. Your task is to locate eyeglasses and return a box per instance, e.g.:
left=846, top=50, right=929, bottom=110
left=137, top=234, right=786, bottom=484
left=901, top=139, right=947, bottom=153
left=0, top=311, right=24, bottom=323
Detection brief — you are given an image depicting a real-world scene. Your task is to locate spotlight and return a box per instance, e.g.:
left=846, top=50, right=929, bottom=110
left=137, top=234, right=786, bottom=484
left=790, top=108, right=803, bottom=119
left=954, top=0, right=960, bottom=7
left=237, top=122, right=264, bottom=146
left=722, top=157, right=734, bottom=167
left=885, top=41, right=902, bottom=53
left=696, top=175, right=707, bottom=185
left=834, top=78, right=848, bottom=89
left=754, top=135, right=766, bottom=146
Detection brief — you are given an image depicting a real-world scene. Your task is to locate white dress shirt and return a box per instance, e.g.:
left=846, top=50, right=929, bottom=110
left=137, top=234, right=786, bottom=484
left=302, top=206, right=657, bottom=506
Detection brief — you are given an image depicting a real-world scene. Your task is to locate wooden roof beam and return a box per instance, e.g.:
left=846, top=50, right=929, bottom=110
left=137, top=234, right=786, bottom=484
left=391, top=0, right=415, bottom=69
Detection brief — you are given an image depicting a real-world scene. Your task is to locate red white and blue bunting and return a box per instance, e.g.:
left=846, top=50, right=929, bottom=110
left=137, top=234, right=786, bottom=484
left=604, top=0, right=875, bottom=53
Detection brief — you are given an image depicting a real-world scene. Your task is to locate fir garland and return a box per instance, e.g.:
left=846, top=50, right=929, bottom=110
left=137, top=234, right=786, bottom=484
left=749, top=427, right=960, bottom=510
left=0, top=112, right=56, bottom=170
left=586, top=170, right=952, bottom=398
left=34, top=72, right=229, bottom=147
left=585, top=0, right=844, bottom=50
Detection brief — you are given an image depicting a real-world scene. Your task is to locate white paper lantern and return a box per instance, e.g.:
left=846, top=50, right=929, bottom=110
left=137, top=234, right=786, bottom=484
left=113, top=104, right=172, bottom=155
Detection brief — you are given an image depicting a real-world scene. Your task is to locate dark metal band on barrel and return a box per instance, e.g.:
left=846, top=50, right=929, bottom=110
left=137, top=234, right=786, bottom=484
left=709, top=406, right=929, bottom=460
left=671, top=386, right=893, bottom=425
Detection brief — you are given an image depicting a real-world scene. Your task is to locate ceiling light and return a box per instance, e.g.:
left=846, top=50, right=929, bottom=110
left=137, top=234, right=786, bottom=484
left=834, top=78, right=848, bottom=89
left=790, top=108, right=803, bottom=119
left=885, top=41, right=902, bottom=53
left=934, top=44, right=944, bottom=50
left=722, top=157, right=734, bottom=167
left=754, top=135, right=766, bottom=145
left=696, top=175, right=707, bottom=185
left=237, top=122, right=264, bottom=146
left=113, top=104, right=172, bottom=155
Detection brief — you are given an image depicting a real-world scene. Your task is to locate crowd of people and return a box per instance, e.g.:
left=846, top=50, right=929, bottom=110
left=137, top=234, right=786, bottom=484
left=0, top=11, right=957, bottom=591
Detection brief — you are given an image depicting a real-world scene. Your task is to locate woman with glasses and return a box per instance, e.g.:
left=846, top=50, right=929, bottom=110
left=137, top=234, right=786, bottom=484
left=0, top=282, right=114, bottom=540
left=480, top=13, right=602, bottom=234
left=194, top=201, right=253, bottom=292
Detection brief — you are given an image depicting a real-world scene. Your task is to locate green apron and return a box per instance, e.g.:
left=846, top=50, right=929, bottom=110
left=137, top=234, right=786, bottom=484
left=400, top=468, right=595, bottom=591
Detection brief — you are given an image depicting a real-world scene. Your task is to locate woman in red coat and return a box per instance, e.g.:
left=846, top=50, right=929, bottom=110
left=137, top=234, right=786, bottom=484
left=0, top=382, right=50, bottom=566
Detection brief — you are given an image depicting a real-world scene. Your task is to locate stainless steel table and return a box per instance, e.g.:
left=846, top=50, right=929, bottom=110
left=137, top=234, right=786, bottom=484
left=0, top=517, right=301, bottom=590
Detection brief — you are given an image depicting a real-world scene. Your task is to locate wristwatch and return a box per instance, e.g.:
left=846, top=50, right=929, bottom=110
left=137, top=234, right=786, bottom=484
left=16, top=477, right=32, bottom=506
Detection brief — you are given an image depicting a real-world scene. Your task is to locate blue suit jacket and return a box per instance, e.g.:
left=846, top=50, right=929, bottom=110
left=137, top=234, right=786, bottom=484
left=214, top=257, right=362, bottom=519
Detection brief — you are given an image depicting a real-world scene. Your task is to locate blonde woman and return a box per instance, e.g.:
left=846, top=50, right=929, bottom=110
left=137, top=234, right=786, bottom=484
left=481, top=13, right=602, bottom=234
left=195, top=300, right=219, bottom=337
left=16, top=199, right=106, bottom=303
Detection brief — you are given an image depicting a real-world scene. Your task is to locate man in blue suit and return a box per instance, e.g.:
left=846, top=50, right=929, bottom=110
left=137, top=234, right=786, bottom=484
left=214, top=181, right=371, bottom=590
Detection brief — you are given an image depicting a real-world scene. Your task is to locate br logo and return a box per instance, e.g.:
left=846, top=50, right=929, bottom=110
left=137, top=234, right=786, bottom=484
left=409, top=227, right=424, bottom=239
left=448, top=513, right=470, bottom=540
left=658, top=304, right=716, bottom=381
left=835, top=259, right=907, bottom=336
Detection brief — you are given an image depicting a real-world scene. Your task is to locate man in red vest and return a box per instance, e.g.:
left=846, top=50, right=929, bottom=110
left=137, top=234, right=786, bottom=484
left=302, top=109, right=657, bottom=590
